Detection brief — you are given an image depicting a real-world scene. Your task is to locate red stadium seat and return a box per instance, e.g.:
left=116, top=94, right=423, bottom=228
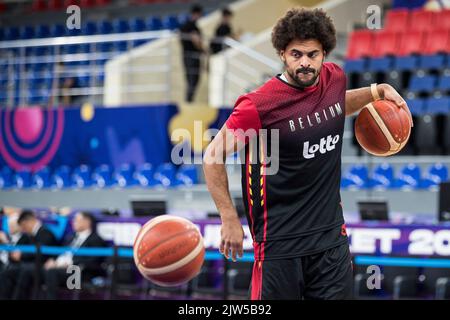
left=64, top=0, right=79, bottom=6
left=384, top=9, right=409, bottom=32
left=398, top=31, right=425, bottom=56
left=346, top=30, right=374, bottom=59
left=80, top=0, right=96, bottom=7
left=32, top=0, right=47, bottom=11
left=373, top=31, right=400, bottom=57
left=96, top=0, right=111, bottom=5
left=409, top=9, right=435, bottom=32
left=435, top=9, right=450, bottom=30
left=48, top=0, right=64, bottom=10
left=423, top=29, right=450, bottom=55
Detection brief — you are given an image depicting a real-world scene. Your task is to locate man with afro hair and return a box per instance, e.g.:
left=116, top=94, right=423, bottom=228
left=204, top=8, right=413, bottom=300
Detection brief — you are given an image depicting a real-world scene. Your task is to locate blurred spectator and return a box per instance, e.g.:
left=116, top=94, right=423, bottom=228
left=180, top=4, right=205, bottom=103
left=0, top=210, right=51, bottom=300
left=43, top=211, right=106, bottom=300
left=210, top=8, right=236, bottom=54
left=54, top=62, right=80, bottom=106
left=9, top=210, right=58, bottom=299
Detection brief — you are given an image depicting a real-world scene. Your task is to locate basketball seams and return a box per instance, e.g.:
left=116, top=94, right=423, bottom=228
left=132, top=215, right=196, bottom=267
left=138, top=228, right=199, bottom=266
left=138, top=236, right=204, bottom=275
left=366, top=103, right=400, bottom=152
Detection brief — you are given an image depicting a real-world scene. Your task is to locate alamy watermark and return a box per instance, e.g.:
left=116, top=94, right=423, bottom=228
left=66, top=5, right=81, bottom=30
left=66, top=265, right=81, bottom=290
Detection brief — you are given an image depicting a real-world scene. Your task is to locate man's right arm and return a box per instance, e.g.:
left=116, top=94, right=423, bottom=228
left=203, top=125, right=245, bottom=262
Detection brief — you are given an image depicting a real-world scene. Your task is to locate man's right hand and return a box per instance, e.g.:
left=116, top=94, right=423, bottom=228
left=220, top=215, right=244, bottom=262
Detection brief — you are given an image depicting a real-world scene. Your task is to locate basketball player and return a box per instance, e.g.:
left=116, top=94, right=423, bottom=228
left=203, top=8, right=413, bottom=300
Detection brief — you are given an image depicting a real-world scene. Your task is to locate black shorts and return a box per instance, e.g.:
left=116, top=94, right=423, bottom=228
left=248, top=242, right=353, bottom=300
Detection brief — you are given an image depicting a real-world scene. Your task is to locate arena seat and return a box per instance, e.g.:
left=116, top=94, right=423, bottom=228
left=98, top=20, right=113, bottom=34
left=408, top=75, right=437, bottom=93
left=419, top=163, right=449, bottom=189
left=409, top=9, right=435, bottom=32
left=384, top=9, right=409, bottom=32
left=112, top=19, right=130, bottom=33
left=115, top=163, right=139, bottom=188
left=50, top=24, right=66, bottom=37
left=426, top=96, right=450, bottom=115
left=174, top=164, right=198, bottom=187
left=35, top=25, right=51, bottom=38
left=418, top=54, right=446, bottom=71
left=83, top=21, right=98, bottom=35
left=341, top=165, right=369, bottom=189
left=48, top=0, right=64, bottom=10
left=369, top=163, right=395, bottom=189
left=32, top=0, right=47, bottom=12
left=32, top=166, right=52, bottom=189
left=154, top=163, right=177, bottom=187
left=51, top=165, right=73, bottom=189
left=437, top=75, right=450, bottom=92
left=0, top=167, right=14, bottom=189
left=423, top=29, right=450, bottom=55
left=162, top=15, right=180, bottom=30
left=373, top=31, right=399, bottom=57
left=92, top=164, right=115, bottom=188
left=393, top=163, right=421, bottom=189
left=146, top=16, right=163, bottom=31
left=346, top=30, right=374, bottom=59
left=398, top=31, right=425, bottom=56
left=4, top=27, right=20, bottom=41
left=135, top=163, right=160, bottom=188
left=13, top=169, right=32, bottom=189
left=72, top=165, right=94, bottom=188
left=130, top=18, right=146, bottom=32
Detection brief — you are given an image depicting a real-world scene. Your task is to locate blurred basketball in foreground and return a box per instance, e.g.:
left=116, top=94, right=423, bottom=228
left=355, top=99, right=411, bottom=156
left=133, top=215, right=205, bottom=287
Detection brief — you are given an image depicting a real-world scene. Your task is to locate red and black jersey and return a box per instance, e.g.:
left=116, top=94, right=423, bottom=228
left=225, top=62, right=348, bottom=261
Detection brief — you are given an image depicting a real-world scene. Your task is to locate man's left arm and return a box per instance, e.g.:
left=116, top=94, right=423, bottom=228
left=345, top=83, right=413, bottom=127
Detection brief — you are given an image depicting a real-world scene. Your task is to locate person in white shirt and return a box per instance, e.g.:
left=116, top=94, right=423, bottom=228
left=43, top=211, right=106, bottom=300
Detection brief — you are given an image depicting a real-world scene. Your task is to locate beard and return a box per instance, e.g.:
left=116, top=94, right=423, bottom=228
left=285, top=62, right=322, bottom=88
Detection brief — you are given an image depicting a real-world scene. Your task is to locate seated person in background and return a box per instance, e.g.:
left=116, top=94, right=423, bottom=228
left=10, top=209, right=58, bottom=300
left=43, top=211, right=106, bottom=300
left=0, top=212, right=33, bottom=299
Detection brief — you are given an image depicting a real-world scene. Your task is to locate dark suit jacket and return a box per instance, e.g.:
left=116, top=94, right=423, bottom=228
left=63, top=232, right=107, bottom=279
left=32, top=226, right=58, bottom=263
left=11, top=233, right=34, bottom=264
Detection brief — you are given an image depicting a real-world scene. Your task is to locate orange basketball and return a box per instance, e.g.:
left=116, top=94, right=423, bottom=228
left=355, top=99, right=411, bottom=156
left=133, top=215, right=205, bottom=287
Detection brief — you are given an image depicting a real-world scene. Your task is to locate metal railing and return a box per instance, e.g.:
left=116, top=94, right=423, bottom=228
left=0, top=30, right=174, bottom=108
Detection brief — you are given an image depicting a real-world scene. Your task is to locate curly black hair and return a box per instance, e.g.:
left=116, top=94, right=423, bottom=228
left=271, top=8, right=336, bottom=55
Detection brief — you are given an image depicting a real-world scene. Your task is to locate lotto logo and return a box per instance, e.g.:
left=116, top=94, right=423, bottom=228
left=303, top=134, right=340, bottom=159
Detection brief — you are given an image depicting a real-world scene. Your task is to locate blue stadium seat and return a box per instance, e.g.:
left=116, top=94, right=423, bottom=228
left=437, top=75, right=450, bottom=92
left=77, top=74, right=91, bottom=87
left=96, top=42, right=114, bottom=52
left=4, top=27, right=20, bottom=40
left=420, top=163, right=449, bottom=189
left=0, top=167, right=13, bottom=189
left=146, top=16, right=163, bottom=31
left=163, top=15, right=179, bottom=30
left=92, top=164, right=115, bottom=188
left=418, top=54, right=446, bottom=70
left=113, top=19, right=130, bottom=33
left=344, top=59, right=366, bottom=73
left=341, top=165, right=369, bottom=189
left=114, top=41, right=129, bottom=52
left=130, top=18, right=146, bottom=32
left=426, top=96, right=450, bottom=115
left=393, top=56, right=419, bottom=71
left=154, top=163, right=177, bottom=187
left=13, top=169, right=32, bottom=189
left=20, top=26, right=35, bottom=39
left=367, top=57, right=392, bottom=72
left=35, top=25, right=50, bottom=38
left=178, top=13, right=190, bottom=25
left=50, top=24, right=66, bottom=37
left=72, top=164, right=93, bottom=188
left=408, top=75, right=437, bottom=93
left=135, top=163, right=160, bottom=188
left=32, top=166, right=51, bottom=189
left=67, top=27, right=82, bottom=36
left=83, top=21, right=98, bottom=35
left=115, top=163, right=139, bottom=187
left=406, top=98, right=425, bottom=116
left=51, top=165, right=73, bottom=189
left=98, top=20, right=113, bottom=34
left=174, top=164, right=198, bottom=187
left=393, top=163, right=422, bottom=189
left=369, top=163, right=395, bottom=189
